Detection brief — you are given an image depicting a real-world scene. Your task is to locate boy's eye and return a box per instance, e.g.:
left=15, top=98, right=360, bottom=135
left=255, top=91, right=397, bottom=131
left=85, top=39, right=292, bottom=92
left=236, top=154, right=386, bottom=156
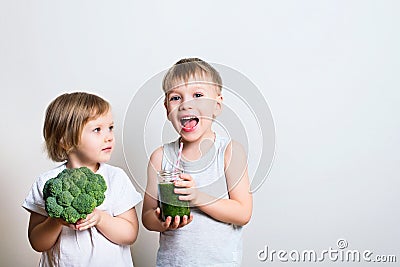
left=194, top=93, right=203, bottom=98
left=169, top=95, right=181, bottom=101
left=109, top=125, right=114, bottom=131
left=93, top=127, right=101, bottom=133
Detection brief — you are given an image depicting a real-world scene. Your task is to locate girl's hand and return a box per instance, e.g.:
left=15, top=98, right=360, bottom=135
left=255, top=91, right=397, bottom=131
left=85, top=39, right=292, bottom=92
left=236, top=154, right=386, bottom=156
left=75, top=208, right=104, bottom=231
left=54, top=217, right=78, bottom=230
left=154, top=207, right=193, bottom=231
left=174, top=173, right=198, bottom=205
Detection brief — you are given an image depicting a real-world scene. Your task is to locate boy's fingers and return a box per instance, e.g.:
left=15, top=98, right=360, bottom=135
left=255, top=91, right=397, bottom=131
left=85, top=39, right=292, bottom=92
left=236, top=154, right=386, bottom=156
left=181, top=214, right=193, bottom=227
left=178, top=194, right=190, bottom=201
left=175, top=180, right=195, bottom=189
left=179, top=173, right=192, bottom=181
left=180, top=215, right=188, bottom=226
left=163, top=216, right=172, bottom=228
left=170, top=216, right=180, bottom=229
left=174, top=184, right=196, bottom=200
left=174, top=187, right=184, bottom=194
left=184, top=214, right=193, bottom=225
left=155, top=207, right=161, bottom=215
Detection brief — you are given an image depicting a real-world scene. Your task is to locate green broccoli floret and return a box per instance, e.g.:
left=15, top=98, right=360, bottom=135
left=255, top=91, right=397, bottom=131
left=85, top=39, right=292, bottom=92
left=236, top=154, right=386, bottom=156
left=57, top=191, right=74, bottom=207
left=79, top=166, right=93, bottom=177
left=43, top=167, right=107, bottom=223
left=85, top=174, right=107, bottom=204
left=45, top=197, right=63, bottom=218
left=69, top=184, right=81, bottom=197
left=72, top=193, right=97, bottom=214
left=43, top=177, right=62, bottom=198
left=61, top=206, right=85, bottom=223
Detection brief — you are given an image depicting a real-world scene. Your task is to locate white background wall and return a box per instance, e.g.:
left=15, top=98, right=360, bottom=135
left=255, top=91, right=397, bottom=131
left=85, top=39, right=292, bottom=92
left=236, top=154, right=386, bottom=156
left=1, top=1, right=399, bottom=266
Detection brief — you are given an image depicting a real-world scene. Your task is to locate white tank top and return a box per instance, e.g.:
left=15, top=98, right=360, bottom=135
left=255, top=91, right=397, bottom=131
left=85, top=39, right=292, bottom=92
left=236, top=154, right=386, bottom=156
left=157, top=133, right=243, bottom=267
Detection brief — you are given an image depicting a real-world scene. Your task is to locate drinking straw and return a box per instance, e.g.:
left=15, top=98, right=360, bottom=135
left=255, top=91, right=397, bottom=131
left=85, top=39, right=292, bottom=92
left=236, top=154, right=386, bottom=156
left=175, top=141, right=183, bottom=173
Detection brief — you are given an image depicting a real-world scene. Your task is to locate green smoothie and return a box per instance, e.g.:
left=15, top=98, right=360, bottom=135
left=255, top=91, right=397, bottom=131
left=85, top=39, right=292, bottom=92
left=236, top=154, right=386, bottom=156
left=158, top=182, right=190, bottom=221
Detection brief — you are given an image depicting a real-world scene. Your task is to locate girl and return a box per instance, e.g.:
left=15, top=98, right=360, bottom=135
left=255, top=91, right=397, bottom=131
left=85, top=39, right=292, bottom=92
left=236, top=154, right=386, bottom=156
left=23, top=92, right=142, bottom=267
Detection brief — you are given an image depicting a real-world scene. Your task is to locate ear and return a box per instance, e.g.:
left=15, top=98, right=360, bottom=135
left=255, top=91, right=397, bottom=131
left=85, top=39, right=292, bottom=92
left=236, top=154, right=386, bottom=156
left=60, top=137, right=68, bottom=150
left=59, top=138, right=72, bottom=156
left=213, top=94, right=223, bottom=117
left=60, top=137, right=76, bottom=153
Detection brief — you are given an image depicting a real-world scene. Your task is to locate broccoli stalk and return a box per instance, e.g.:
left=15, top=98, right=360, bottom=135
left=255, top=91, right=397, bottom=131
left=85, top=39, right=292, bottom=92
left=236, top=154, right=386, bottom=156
left=43, top=167, right=107, bottom=223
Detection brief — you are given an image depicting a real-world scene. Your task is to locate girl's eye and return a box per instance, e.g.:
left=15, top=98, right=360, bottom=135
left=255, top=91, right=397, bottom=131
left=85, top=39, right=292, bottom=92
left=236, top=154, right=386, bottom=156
left=194, top=93, right=203, bottom=98
left=169, top=95, right=181, bottom=101
left=109, top=125, right=114, bottom=131
left=93, top=127, right=101, bottom=133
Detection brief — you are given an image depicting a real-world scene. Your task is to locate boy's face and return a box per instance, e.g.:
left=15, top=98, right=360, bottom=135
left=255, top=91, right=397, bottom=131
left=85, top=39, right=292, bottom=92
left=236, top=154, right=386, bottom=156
left=68, top=110, right=115, bottom=171
left=164, top=78, right=222, bottom=143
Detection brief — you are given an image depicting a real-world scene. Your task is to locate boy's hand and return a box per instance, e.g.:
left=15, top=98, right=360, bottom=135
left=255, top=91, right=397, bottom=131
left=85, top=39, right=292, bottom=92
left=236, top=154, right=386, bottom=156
left=155, top=207, right=193, bottom=231
left=174, top=173, right=198, bottom=205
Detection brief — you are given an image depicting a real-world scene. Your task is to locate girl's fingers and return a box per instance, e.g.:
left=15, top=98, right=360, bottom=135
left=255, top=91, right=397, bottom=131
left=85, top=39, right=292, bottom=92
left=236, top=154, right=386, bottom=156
left=76, top=212, right=101, bottom=231
left=77, top=217, right=93, bottom=230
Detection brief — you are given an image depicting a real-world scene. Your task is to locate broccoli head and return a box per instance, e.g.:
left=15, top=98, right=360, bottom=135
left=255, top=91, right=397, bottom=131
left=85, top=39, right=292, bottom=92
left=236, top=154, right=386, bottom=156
left=43, top=167, right=107, bottom=223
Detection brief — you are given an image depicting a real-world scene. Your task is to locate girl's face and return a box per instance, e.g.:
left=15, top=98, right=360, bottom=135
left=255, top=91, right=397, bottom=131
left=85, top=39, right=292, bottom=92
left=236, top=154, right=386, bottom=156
left=67, top=110, right=115, bottom=172
left=165, top=79, right=222, bottom=143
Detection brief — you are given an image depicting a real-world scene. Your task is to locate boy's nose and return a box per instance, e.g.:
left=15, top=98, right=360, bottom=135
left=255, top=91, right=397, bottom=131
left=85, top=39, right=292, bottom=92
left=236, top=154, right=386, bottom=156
left=179, top=99, right=193, bottom=110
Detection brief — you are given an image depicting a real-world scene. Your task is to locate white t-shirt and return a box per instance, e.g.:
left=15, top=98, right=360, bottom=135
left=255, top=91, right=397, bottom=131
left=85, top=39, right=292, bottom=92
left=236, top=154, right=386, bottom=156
left=22, top=163, right=142, bottom=267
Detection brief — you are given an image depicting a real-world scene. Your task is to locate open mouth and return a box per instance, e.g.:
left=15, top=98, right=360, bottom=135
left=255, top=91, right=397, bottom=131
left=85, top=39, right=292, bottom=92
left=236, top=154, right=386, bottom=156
left=180, top=116, right=199, bottom=132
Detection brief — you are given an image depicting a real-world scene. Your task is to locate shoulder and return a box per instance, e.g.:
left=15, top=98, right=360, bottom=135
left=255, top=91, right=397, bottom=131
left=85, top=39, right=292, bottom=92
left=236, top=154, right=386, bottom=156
left=149, top=146, right=163, bottom=171
left=99, top=164, right=142, bottom=210
left=23, top=163, right=66, bottom=213
left=150, top=146, right=163, bottom=162
left=36, top=163, right=66, bottom=185
left=224, top=139, right=247, bottom=167
left=99, top=163, right=128, bottom=179
left=99, top=164, right=134, bottom=189
left=224, top=139, right=246, bottom=156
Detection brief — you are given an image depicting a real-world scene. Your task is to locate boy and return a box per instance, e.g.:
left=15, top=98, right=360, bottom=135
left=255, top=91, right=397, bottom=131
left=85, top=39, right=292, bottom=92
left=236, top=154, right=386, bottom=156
left=142, top=58, right=252, bottom=266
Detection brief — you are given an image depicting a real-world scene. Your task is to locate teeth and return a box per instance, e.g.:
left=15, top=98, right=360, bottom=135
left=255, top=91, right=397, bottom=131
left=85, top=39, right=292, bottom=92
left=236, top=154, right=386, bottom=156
left=181, top=116, right=196, bottom=120
left=180, top=116, right=199, bottom=125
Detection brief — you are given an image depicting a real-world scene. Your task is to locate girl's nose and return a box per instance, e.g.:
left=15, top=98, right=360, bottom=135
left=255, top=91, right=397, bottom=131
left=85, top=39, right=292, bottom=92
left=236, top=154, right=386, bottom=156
left=105, top=131, right=114, bottom=142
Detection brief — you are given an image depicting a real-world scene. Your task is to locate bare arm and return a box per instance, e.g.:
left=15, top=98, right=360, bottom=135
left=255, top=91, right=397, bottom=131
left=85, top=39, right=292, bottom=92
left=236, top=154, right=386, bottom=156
left=76, top=207, right=139, bottom=245
left=28, top=212, right=65, bottom=252
left=141, top=147, right=192, bottom=232
left=176, top=141, right=252, bottom=226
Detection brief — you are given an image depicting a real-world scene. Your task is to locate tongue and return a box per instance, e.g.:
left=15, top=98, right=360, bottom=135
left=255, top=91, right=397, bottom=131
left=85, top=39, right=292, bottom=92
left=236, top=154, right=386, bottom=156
left=184, top=119, right=198, bottom=129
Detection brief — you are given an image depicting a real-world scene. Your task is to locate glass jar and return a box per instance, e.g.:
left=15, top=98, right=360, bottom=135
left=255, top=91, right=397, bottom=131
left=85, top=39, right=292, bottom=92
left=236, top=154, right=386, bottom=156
left=157, top=170, right=191, bottom=221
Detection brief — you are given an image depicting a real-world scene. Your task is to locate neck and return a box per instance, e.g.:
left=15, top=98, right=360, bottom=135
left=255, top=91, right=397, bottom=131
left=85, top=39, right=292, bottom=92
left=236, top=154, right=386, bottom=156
left=66, top=161, right=100, bottom=173
left=181, top=132, right=216, bottom=162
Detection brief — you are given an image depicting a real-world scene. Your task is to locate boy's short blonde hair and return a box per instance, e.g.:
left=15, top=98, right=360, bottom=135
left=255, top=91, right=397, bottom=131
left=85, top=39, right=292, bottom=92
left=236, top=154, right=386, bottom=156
left=162, top=58, right=223, bottom=94
left=43, top=92, right=110, bottom=162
